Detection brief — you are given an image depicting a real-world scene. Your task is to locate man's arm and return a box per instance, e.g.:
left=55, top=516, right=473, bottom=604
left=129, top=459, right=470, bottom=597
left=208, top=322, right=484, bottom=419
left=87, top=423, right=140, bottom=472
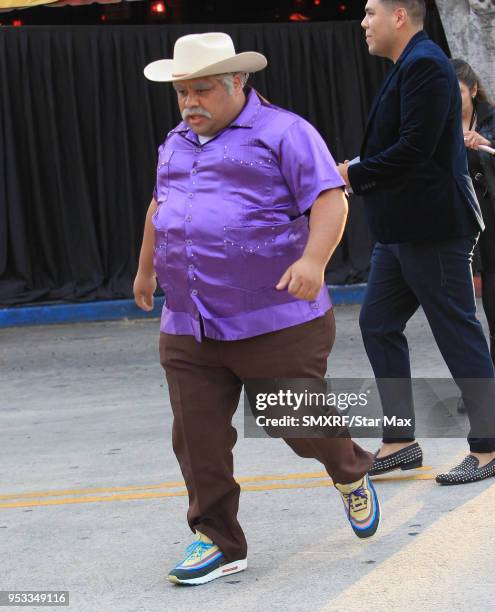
left=133, top=198, right=158, bottom=311
left=347, top=56, right=451, bottom=194
left=276, top=188, right=348, bottom=301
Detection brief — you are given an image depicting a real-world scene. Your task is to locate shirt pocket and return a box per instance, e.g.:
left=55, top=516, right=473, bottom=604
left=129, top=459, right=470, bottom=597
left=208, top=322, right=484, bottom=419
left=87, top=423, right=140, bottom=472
left=223, top=215, right=308, bottom=293
left=155, top=150, right=174, bottom=203
left=222, top=144, right=275, bottom=206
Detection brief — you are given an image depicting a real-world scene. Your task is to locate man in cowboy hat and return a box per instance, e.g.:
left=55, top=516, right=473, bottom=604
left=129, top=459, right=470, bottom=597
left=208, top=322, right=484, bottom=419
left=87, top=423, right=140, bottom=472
left=134, top=32, right=381, bottom=586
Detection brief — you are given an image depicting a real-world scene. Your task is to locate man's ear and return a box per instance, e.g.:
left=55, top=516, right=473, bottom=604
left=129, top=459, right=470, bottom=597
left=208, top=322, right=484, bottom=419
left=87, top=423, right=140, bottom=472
left=394, top=7, right=408, bottom=29
left=233, top=73, right=244, bottom=94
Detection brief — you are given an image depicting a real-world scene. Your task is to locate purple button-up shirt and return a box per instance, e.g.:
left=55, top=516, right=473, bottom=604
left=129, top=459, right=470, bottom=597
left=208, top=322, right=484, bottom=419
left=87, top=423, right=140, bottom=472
left=152, top=89, right=345, bottom=341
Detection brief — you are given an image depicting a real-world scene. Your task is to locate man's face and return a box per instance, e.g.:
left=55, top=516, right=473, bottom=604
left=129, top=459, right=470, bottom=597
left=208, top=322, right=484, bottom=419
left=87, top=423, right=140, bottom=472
left=362, top=0, right=398, bottom=58
left=173, top=75, right=240, bottom=137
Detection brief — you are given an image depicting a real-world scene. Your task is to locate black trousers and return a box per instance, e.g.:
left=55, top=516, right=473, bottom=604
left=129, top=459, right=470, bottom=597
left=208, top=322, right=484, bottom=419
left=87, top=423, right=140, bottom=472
left=359, top=236, right=495, bottom=453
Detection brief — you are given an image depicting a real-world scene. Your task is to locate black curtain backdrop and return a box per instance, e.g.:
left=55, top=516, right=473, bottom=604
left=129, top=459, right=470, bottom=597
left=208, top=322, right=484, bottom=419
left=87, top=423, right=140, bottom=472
left=0, top=17, right=449, bottom=306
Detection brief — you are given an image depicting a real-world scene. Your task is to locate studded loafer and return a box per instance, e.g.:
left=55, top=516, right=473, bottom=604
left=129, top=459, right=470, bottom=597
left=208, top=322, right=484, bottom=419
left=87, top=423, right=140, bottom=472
left=368, top=442, right=423, bottom=476
left=436, top=455, right=495, bottom=485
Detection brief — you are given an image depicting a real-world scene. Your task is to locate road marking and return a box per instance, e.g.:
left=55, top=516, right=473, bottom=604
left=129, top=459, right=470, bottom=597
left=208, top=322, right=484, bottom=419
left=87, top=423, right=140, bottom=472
left=0, top=467, right=432, bottom=501
left=0, top=469, right=434, bottom=509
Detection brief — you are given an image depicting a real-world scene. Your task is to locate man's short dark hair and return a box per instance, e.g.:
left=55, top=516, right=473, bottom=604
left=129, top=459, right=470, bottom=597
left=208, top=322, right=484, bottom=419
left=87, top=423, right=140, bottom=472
left=380, top=0, right=426, bottom=24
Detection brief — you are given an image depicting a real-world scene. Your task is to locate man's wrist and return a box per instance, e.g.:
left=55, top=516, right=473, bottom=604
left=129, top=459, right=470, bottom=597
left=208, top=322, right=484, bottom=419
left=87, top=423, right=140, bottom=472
left=137, top=267, right=156, bottom=278
left=347, top=162, right=358, bottom=191
left=300, top=251, right=328, bottom=269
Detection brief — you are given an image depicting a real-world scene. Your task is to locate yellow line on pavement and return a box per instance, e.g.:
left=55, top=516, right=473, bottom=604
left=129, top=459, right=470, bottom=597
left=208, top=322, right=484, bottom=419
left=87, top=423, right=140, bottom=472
left=0, top=472, right=327, bottom=501
left=0, top=467, right=432, bottom=502
left=0, top=471, right=435, bottom=509
left=0, top=480, right=187, bottom=501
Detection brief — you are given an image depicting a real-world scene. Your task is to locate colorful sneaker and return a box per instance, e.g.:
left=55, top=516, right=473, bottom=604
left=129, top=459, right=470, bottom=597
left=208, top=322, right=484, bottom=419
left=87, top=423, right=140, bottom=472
left=335, top=474, right=380, bottom=539
left=167, top=532, right=247, bottom=585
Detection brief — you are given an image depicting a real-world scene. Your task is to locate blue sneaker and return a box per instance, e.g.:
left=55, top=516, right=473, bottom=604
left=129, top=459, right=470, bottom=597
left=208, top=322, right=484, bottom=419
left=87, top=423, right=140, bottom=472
left=168, top=532, right=247, bottom=585
left=335, top=474, right=380, bottom=539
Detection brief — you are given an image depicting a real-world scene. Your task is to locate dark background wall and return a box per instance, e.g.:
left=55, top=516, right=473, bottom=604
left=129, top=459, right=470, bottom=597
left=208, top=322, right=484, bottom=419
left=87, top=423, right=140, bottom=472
left=0, top=14, right=449, bottom=306
left=0, top=0, right=409, bottom=26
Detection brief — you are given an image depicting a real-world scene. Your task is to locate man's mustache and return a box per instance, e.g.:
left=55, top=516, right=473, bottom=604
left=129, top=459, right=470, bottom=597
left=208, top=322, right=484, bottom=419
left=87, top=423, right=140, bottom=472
left=182, top=107, right=213, bottom=120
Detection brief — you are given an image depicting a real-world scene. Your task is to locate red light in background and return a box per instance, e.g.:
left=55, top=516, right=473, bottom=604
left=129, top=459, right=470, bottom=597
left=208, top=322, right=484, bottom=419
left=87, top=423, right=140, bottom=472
left=100, top=15, right=107, bottom=22
left=339, top=3, right=348, bottom=11
left=289, top=12, right=310, bottom=21
left=151, top=1, right=166, bottom=13
left=12, top=19, right=23, bottom=26
left=314, top=0, right=321, bottom=5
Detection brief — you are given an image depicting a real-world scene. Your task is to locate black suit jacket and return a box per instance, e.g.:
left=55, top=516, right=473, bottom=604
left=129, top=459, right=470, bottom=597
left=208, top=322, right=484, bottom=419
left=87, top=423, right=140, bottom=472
left=348, top=31, right=483, bottom=244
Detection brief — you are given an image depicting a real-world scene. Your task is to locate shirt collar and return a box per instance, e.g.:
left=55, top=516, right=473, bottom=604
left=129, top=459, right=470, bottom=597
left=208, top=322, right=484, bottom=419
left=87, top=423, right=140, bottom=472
left=228, top=88, right=263, bottom=128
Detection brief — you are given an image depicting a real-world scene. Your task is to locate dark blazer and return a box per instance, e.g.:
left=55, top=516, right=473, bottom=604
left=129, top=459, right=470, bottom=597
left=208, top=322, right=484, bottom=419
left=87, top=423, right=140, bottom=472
left=348, top=31, right=483, bottom=244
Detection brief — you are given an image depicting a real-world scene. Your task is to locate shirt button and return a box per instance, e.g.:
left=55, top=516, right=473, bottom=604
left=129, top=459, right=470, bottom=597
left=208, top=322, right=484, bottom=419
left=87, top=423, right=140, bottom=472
left=188, top=193, right=193, bottom=198
left=186, top=239, right=192, bottom=245
left=312, top=302, right=320, bottom=309
left=191, top=169, right=197, bottom=175
left=185, top=215, right=192, bottom=222
left=188, top=264, right=194, bottom=271
left=191, top=289, right=198, bottom=296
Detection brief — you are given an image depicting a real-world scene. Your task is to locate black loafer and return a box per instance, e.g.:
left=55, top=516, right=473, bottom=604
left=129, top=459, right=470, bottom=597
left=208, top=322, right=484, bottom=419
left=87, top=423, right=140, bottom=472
left=368, top=442, right=423, bottom=476
left=436, top=455, right=495, bottom=485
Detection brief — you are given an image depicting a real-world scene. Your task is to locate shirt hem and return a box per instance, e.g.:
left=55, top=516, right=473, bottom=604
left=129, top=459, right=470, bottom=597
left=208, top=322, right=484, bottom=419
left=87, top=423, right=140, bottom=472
left=160, top=292, right=332, bottom=341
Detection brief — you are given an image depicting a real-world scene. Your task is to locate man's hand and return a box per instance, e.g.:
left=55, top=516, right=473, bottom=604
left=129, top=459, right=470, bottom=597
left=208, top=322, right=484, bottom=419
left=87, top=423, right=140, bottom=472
left=275, top=256, right=325, bottom=301
left=275, top=187, right=347, bottom=301
left=464, top=130, right=490, bottom=150
left=133, top=271, right=157, bottom=312
left=337, top=161, right=350, bottom=187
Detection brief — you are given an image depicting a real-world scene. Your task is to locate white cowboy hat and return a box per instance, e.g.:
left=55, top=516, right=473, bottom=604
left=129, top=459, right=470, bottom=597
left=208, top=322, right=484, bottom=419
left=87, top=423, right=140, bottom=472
left=144, top=32, right=267, bottom=82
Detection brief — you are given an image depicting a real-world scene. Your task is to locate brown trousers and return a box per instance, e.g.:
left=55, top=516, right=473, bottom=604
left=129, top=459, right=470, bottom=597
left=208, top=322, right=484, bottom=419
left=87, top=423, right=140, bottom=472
left=159, top=310, right=373, bottom=562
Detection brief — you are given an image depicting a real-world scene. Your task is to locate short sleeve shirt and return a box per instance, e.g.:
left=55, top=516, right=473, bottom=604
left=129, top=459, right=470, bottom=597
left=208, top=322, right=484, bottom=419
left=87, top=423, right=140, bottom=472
left=152, top=89, right=345, bottom=341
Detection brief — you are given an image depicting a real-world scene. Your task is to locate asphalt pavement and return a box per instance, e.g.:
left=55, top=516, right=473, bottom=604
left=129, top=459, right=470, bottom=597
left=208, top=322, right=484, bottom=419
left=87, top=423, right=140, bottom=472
left=1, top=301, right=494, bottom=612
